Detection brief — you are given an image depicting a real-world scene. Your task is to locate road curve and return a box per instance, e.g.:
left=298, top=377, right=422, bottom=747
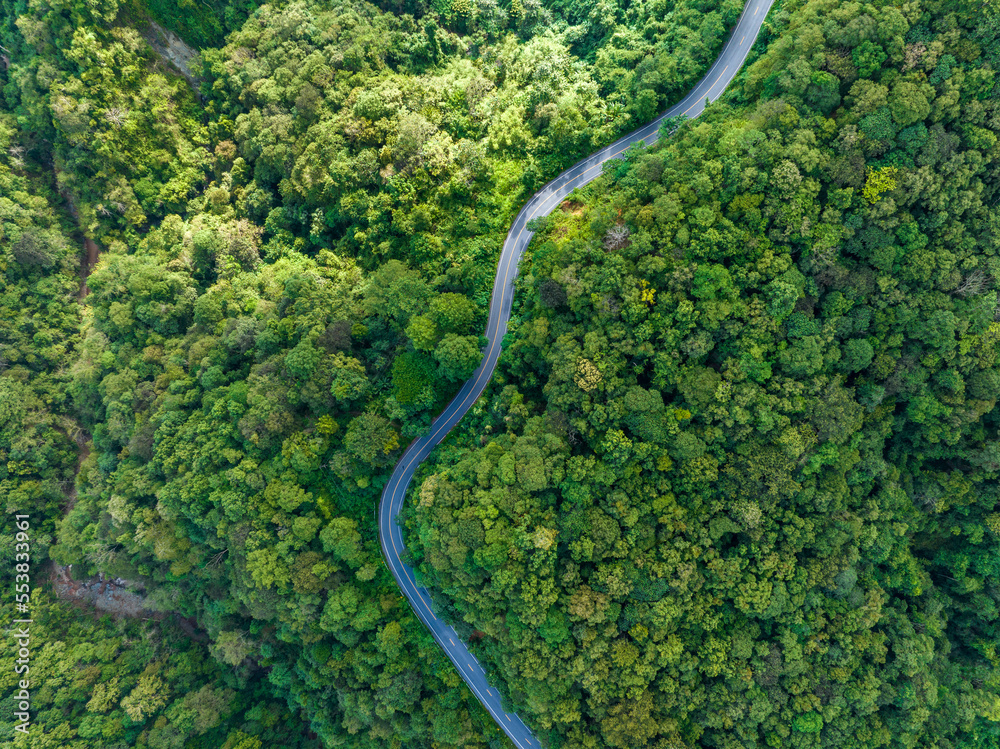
left=377, top=0, right=775, bottom=744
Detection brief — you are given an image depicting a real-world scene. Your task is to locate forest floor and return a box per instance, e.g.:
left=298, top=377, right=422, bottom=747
left=57, top=426, right=89, bottom=511
left=79, top=237, right=99, bottom=299
left=51, top=566, right=152, bottom=618
left=50, top=565, right=210, bottom=642
left=51, top=429, right=146, bottom=618
left=62, top=188, right=100, bottom=298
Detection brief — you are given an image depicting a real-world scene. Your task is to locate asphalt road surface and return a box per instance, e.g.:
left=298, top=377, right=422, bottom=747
left=377, top=0, right=776, bottom=744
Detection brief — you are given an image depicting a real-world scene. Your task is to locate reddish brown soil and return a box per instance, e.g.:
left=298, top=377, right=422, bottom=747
left=78, top=237, right=99, bottom=298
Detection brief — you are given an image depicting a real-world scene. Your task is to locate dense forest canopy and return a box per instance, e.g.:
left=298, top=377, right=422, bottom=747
left=0, top=0, right=997, bottom=745
left=406, top=0, right=1000, bottom=746
left=0, top=0, right=750, bottom=744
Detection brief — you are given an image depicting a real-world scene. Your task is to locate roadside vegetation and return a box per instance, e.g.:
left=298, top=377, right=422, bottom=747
left=0, top=0, right=740, bottom=744
left=1, top=0, right=997, bottom=744
left=407, top=0, right=1000, bottom=746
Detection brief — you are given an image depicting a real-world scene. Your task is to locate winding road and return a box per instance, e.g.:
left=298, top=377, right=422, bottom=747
left=377, top=0, right=775, bottom=744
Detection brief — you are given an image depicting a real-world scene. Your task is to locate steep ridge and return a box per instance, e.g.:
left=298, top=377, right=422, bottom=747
left=377, top=1, right=776, bottom=744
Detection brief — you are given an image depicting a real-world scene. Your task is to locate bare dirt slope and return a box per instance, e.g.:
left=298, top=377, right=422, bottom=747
left=52, top=566, right=152, bottom=618
left=144, top=21, right=200, bottom=84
